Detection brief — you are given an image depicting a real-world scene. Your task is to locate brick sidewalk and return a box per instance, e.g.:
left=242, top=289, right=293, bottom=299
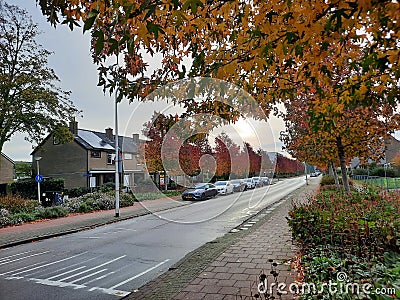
left=0, top=196, right=188, bottom=249
left=127, top=178, right=320, bottom=300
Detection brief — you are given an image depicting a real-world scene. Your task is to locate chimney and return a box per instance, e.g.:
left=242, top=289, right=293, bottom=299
left=69, top=119, right=78, bottom=135
left=105, top=128, right=114, bottom=140
left=132, top=133, right=139, bottom=143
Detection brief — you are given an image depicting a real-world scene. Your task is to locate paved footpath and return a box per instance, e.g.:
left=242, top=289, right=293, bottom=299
left=127, top=178, right=320, bottom=300
left=0, top=196, right=188, bottom=249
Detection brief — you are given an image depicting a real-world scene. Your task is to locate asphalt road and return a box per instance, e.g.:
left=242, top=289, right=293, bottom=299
left=0, top=177, right=306, bottom=300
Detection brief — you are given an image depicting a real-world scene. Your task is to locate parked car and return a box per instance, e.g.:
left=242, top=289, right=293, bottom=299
left=245, top=178, right=256, bottom=189
left=230, top=179, right=247, bottom=192
left=261, top=177, right=270, bottom=185
left=252, top=176, right=263, bottom=187
left=181, top=183, right=218, bottom=200
left=310, top=172, right=318, bottom=177
left=214, top=181, right=234, bottom=195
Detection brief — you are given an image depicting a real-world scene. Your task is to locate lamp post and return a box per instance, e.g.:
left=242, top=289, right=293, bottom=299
left=35, top=156, right=42, bottom=202
left=114, top=86, right=120, bottom=218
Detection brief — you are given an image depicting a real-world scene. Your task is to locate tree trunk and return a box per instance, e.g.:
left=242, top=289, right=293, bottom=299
left=336, top=136, right=350, bottom=193
left=328, top=161, right=341, bottom=191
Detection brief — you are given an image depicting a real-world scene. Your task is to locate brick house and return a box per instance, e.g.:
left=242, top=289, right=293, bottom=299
left=31, top=121, right=145, bottom=189
left=0, top=152, right=14, bottom=184
left=385, top=135, right=400, bottom=165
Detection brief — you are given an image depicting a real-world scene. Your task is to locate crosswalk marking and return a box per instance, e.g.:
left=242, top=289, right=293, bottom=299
left=10, top=252, right=86, bottom=276
left=109, top=259, right=170, bottom=289
left=0, top=251, right=50, bottom=266
left=47, top=266, right=87, bottom=280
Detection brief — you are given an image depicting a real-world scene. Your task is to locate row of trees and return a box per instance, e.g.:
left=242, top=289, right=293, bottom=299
left=140, top=112, right=304, bottom=180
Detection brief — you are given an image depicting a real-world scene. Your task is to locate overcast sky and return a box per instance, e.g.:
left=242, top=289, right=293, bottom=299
left=2, top=1, right=293, bottom=161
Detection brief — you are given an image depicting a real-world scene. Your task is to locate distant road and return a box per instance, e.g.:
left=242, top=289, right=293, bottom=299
left=0, top=177, right=308, bottom=300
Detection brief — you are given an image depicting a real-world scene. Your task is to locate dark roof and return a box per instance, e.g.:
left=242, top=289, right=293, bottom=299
left=76, top=129, right=140, bottom=153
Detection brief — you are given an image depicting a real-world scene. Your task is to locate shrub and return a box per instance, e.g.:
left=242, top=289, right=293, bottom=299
left=288, top=190, right=400, bottom=256
left=11, top=212, right=36, bottom=223
left=352, top=168, right=369, bottom=175
left=99, top=182, right=115, bottom=193
left=35, top=206, right=68, bottom=219
left=0, top=195, right=37, bottom=214
left=370, top=167, right=396, bottom=178
left=320, top=175, right=337, bottom=186
left=119, top=193, right=135, bottom=207
left=64, top=187, right=91, bottom=198
left=10, top=178, right=65, bottom=199
left=77, top=201, right=95, bottom=213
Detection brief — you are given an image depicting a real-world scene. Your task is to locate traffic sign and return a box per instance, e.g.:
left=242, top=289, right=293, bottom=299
left=35, top=174, right=43, bottom=183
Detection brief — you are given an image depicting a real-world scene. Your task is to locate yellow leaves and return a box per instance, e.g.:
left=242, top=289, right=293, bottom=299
left=359, top=84, right=368, bottom=97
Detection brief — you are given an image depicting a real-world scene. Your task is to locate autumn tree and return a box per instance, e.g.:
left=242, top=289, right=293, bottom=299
left=214, top=133, right=233, bottom=178
left=242, top=142, right=261, bottom=177
left=142, top=112, right=178, bottom=173
left=0, top=1, right=77, bottom=157
left=37, top=1, right=399, bottom=192
left=37, top=1, right=398, bottom=109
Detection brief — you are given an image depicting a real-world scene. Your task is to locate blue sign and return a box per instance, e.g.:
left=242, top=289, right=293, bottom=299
left=83, top=173, right=92, bottom=177
left=35, top=174, right=43, bottom=183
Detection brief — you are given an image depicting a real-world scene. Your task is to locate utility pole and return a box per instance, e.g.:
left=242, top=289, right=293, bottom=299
left=114, top=77, right=120, bottom=218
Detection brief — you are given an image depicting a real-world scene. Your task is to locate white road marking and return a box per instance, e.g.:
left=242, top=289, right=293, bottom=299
left=57, top=255, right=126, bottom=282
left=32, top=278, right=86, bottom=289
left=0, top=251, right=50, bottom=266
left=88, top=286, right=130, bottom=297
left=109, top=259, right=170, bottom=289
left=11, top=252, right=87, bottom=276
left=46, top=266, right=87, bottom=280
left=45, top=256, right=98, bottom=277
left=83, top=271, right=115, bottom=285
left=0, top=262, right=43, bottom=276
left=0, top=250, right=34, bottom=262
left=69, top=268, right=107, bottom=284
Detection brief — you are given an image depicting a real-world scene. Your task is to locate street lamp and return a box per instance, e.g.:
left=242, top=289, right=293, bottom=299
left=114, top=86, right=120, bottom=218
left=35, top=156, right=42, bottom=202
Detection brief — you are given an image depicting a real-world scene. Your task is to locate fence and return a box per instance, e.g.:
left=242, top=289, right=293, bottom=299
left=352, top=175, right=400, bottom=190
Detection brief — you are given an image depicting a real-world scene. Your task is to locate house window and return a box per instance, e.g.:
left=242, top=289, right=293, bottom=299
left=107, top=153, right=115, bottom=165
left=124, top=153, right=133, bottom=160
left=91, top=151, right=101, bottom=158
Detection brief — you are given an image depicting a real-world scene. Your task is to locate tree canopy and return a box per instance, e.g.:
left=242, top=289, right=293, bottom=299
left=36, top=0, right=400, bottom=191
left=0, top=1, right=77, bottom=155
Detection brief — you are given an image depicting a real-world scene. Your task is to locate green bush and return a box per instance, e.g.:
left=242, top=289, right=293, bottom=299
left=320, top=175, right=336, bottom=186
left=352, top=168, right=369, bottom=175
left=64, top=187, right=91, bottom=198
left=35, top=206, right=69, bottom=219
left=99, top=182, right=115, bottom=192
left=11, top=212, right=36, bottom=223
left=298, top=248, right=400, bottom=300
left=370, top=167, right=396, bottom=178
left=10, top=178, right=65, bottom=199
left=288, top=190, right=400, bottom=256
left=77, top=201, right=96, bottom=213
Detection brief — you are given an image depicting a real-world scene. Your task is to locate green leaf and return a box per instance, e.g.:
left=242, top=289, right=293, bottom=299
left=107, top=39, right=119, bottom=54
left=83, top=16, right=96, bottom=33
left=146, top=22, right=165, bottom=39
left=144, top=5, right=156, bottom=20
left=182, top=0, right=204, bottom=14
